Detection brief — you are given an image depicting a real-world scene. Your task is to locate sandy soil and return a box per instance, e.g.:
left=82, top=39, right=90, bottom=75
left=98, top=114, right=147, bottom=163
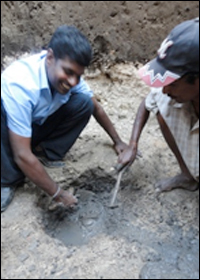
left=1, top=62, right=199, bottom=279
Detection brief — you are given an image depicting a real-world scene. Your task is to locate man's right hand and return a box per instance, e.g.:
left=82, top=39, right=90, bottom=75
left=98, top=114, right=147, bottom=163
left=116, top=145, right=138, bottom=172
left=54, top=189, right=78, bottom=208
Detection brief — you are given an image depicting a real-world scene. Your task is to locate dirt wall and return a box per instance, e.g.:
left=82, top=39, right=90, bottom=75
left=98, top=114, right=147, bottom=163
left=1, top=1, right=199, bottom=65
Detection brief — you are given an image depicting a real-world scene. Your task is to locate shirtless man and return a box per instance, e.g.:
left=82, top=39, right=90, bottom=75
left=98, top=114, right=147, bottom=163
left=118, top=18, right=199, bottom=192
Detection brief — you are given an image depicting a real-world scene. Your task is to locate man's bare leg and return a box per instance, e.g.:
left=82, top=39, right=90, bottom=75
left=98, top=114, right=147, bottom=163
left=155, top=112, right=199, bottom=192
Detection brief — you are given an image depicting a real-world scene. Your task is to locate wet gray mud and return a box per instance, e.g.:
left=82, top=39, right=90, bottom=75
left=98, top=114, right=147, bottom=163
left=40, top=170, right=199, bottom=279
left=40, top=171, right=117, bottom=246
left=44, top=190, right=106, bottom=246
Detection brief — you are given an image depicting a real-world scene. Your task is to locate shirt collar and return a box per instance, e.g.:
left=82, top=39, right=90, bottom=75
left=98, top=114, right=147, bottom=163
left=39, top=50, right=50, bottom=90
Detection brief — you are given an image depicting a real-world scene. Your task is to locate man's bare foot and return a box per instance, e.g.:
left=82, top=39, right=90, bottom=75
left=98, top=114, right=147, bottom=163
left=155, top=173, right=199, bottom=193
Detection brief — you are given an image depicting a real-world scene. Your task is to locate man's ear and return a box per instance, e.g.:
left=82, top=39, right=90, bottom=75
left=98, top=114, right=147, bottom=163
left=46, top=48, right=55, bottom=65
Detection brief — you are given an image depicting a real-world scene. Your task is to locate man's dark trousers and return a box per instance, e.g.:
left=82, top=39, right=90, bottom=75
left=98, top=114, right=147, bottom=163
left=1, top=93, right=94, bottom=186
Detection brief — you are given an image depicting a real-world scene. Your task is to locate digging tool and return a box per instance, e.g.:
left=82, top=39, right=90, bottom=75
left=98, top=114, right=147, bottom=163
left=109, top=151, right=142, bottom=208
left=109, top=166, right=126, bottom=208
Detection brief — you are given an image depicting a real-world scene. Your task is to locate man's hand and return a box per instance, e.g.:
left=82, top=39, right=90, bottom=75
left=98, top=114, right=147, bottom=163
left=113, top=140, right=129, bottom=155
left=54, top=189, right=78, bottom=208
left=116, top=145, right=138, bottom=172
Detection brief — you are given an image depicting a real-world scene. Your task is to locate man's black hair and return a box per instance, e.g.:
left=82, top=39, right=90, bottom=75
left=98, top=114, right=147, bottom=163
left=48, top=25, right=92, bottom=67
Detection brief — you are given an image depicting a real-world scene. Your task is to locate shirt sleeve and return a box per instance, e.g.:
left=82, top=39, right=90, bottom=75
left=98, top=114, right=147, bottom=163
left=71, top=77, right=93, bottom=97
left=1, top=81, right=33, bottom=137
left=145, top=88, right=162, bottom=115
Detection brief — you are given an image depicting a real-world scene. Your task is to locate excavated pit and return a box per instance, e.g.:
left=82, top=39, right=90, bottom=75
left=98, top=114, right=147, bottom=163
left=36, top=170, right=199, bottom=279
left=40, top=171, right=125, bottom=246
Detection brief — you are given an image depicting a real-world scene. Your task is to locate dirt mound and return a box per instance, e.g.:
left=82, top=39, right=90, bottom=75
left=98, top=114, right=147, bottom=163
left=1, top=1, right=199, bottom=66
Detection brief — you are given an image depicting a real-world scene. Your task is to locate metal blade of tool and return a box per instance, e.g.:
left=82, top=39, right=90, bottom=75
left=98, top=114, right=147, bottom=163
left=109, top=169, right=123, bottom=208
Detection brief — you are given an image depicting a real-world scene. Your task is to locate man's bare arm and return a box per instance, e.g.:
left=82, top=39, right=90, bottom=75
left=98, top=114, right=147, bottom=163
left=117, top=98, right=150, bottom=170
left=92, top=97, right=128, bottom=154
left=8, top=130, right=77, bottom=206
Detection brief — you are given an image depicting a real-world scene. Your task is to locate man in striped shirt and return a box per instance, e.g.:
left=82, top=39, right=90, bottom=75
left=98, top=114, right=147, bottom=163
left=118, top=18, right=199, bottom=192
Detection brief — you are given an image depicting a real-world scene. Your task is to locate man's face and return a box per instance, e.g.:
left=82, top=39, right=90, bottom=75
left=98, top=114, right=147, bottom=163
left=46, top=49, right=85, bottom=94
left=162, top=75, right=199, bottom=103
